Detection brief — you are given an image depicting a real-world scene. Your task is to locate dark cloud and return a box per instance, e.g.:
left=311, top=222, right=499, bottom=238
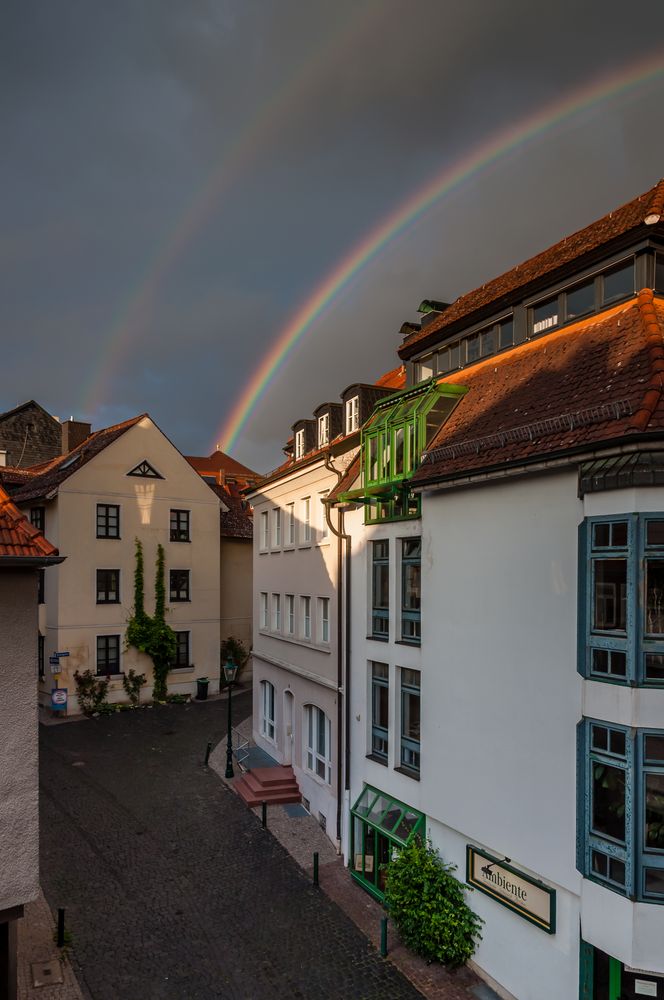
left=2, top=0, right=664, bottom=473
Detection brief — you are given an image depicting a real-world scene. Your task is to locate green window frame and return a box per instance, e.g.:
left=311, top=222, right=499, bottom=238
left=350, top=784, right=425, bottom=900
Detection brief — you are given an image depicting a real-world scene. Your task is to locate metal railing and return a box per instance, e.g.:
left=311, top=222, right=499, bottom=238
left=232, top=727, right=251, bottom=770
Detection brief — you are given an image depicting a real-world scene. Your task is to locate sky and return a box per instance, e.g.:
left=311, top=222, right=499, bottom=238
left=3, top=0, right=664, bottom=473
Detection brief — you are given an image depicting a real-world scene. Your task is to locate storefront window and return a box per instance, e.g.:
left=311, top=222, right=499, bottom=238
left=350, top=785, right=425, bottom=901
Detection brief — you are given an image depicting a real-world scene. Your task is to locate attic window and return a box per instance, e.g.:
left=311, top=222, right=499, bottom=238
left=295, top=429, right=305, bottom=460
left=318, top=413, right=329, bottom=448
left=127, top=460, right=163, bottom=479
left=531, top=297, right=559, bottom=336
left=346, top=396, right=359, bottom=435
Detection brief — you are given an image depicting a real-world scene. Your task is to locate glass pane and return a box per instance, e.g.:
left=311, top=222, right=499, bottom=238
left=437, top=348, right=450, bottom=373
left=609, top=651, right=626, bottom=677
left=645, top=773, right=664, bottom=849
left=363, top=825, right=376, bottom=883
left=380, top=807, right=403, bottom=834
left=644, top=867, right=664, bottom=895
left=480, top=327, right=495, bottom=357
left=374, top=563, right=389, bottom=609
left=402, top=538, right=421, bottom=559
left=403, top=563, right=421, bottom=611
left=354, top=787, right=374, bottom=817
left=498, top=318, right=513, bottom=350
left=609, top=857, right=626, bottom=885
left=449, top=343, right=459, bottom=368
left=372, top=661, right=388, bottom=680
left=609, top=730, right=625, bottom=757
left=645, top=736, right=664, bottom=762
left=367, top=794, right=390, bottom=825
left=402, top=668, right=420, bottom=689
left=593, top=559, right=627, bottom=631
left=402, top=690, right=420, bottom=742
left=593, top=523, right=611, bottom=548
left=645, top=653, right=664, bottom=682
left=591, top=850, right=608, bottom=877
left=592, top=649, right=609, bottom=674
left=566, top=280, right=594, bottom=320
left=394, top=810, right=419, bottom=843
left=603, top=260, right=634, bottom=304
left=611, top=522, right=627, bottom=547
left=466, top=333, right=480, bottom=363
left=532, top=297, right=558, bottom=334
left=646, top=560, right=664, bottom=635
left=592, top=763, right=625, bottom=842
left=647, top=521, right=664, bottom=547
left=368, top=437, right=378, bottom=481
left=591, top=726, right=608, bottom=751
left=394, top=427, right=404, bottom=476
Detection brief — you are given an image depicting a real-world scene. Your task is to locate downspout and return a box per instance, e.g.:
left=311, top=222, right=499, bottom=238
left=323, top=454, right=352, bottom=853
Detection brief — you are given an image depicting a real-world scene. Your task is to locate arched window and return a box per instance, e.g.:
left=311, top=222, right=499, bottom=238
left=260, top=680, right=275, bottom=741
left=304, top=705, right=331, bottom=784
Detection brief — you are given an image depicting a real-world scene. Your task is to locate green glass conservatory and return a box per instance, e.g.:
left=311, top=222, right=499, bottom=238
left=350, top=785, right=426, bottom=900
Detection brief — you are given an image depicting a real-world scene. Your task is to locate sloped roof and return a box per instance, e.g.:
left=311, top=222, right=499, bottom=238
left=0, top=484, right=61, bottom=560
left=400, top=177, right=664, bottom=359
left=186, top=449, right=260, bottom=482
left=10, top=415, right=146, bottom=503
left=209, top=483, right=253, bottom=539
left=412, top=289, right=664, bottom=487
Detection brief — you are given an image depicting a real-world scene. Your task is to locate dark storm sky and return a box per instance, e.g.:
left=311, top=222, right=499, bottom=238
left=3, top=0, right=664, bottom=472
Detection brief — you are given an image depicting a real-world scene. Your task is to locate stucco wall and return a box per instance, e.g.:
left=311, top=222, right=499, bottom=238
left=220, top=537, right=252, bottom=648
left=0, top=570, right=39, bottom=911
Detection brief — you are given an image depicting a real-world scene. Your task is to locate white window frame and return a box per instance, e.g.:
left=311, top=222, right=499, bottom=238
left=286, top=503, right=295, bottom=546
left=260, top=592, right=268, bottom=629
left=295, top=428, right=305, bottom=459
left=345, top=396, right=359, bottom=435
left=304, top=705, right=332, bottom=784
left=319, top=492, right=329, bottom=541
left=318, top=597, right=330, bottom=644
left=272, top=593, right=281, bottom=632
left=260, top=510, right=269, bottom=550
left=301, top=596, right=311, bottom=640
left=272, top=508, right=281, bottom=548
left=260, top=680, right=275, bottom=742
left=301, top=497, right=311, bottom=544
left=286, top=594, right=295, bottom=635
left=318, top=412, right=329, bottom=448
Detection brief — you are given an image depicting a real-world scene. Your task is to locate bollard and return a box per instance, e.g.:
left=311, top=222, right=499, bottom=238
left=261, top=801, right=267, bottom=829
left=57, top=908, right=65, bottom=948
left=204, top=741, right=212, bottom=766
left=380, top=916, right=388, bottom=957
left=313, top=851, right=319, bottom=887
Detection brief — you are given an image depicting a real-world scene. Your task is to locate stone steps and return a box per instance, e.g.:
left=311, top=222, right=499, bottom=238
left=233, top=765, right=302, bottom=807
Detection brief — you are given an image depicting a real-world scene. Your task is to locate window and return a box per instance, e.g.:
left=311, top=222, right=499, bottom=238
left=38, top=569, right=45, bottom=605
left=532, top=296, right=559, bottom=335
left=301, top=596, right=311, bottom=640
left=30, top=506, right=45, bottom=532
left=97, top=634, right=120, bottom=675
left=295, top=428, right=305, bottom=459
left=272, top=508, right=281, bottom=547
left=318, top=598, right=330, bottom=643
left=346, top=396, right=359, bottom=435
left=96, top=569, right=120, bottom=604
left=260, top=510, right=268, bottom=550
left=260, top=680, right=275, bottom=741
left=566, top=279, right=595, bottom=321
left=96, top=503, right=120, bottom=539
left=401, top=538, right=421, bottom=643
left=579, top=721, right=664, bottom=901
left=318, top=412, right=329, bottom=447
left=371, top=540, right=389, bottom=639
left=272, top=593, right=281, bottom=632
left=174, top=631, right=190, bottom=667
left=602, top=259, right=634, bottom=305
left=319, top=492, right=329, bottom=540
left=400, top=669, right=421, bottom=774
left=286, top=594, right=295, bottom=635
left=305, top=705, right=331, bottom=783
left=38, top=633, right=45, bottom=680
left=286, top=504, right=295, bottom=545
left=580, top=514, right=664, bottom=686
left=169, top=569, right=190, bottom=602
left=371, top=662, right=389, bottom=762
left=656, top=252, right=664, bottom=294
left=260, top=592, right=268, bottom=629
left=170, top=509, right=190, bottom=542
left=301, top=498, right=311, bottom=543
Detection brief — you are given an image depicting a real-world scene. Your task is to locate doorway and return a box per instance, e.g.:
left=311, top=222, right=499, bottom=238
left=283, top=690, right=294, bottom=765
left=583, top=943, right=664, bottom=999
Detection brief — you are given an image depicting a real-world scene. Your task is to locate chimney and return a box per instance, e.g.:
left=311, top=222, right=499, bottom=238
left=62, top=418, right=92, bottom=454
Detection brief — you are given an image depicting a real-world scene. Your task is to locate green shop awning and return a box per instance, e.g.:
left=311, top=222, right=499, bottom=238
left=351, top=785, right=425, bottom=846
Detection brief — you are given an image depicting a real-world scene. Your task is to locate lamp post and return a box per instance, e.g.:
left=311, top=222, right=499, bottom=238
left=224, top=656, right=239, bottom=779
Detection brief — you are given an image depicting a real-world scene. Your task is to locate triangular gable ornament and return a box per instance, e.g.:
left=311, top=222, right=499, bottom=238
left=127, top=460, right=163, bottom=479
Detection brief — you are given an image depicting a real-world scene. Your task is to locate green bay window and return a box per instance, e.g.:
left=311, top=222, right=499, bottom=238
left=351, top=785, right=425, bottom=900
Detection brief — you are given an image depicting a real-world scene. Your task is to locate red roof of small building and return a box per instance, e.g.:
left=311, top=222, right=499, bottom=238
left=0, top=484, right=60, bottom=559
left=186, top=449, right=260, bottom=484
left=412, top=289, right=664, bottom=486
left=400, top=177, right=664, bottom=359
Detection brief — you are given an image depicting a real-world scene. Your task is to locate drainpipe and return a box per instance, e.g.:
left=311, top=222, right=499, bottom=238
left=323, top=454, right=352, bottom=854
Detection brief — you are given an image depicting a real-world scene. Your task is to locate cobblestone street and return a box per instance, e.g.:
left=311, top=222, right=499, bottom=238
left=39, top=695, right=423, bottom=1000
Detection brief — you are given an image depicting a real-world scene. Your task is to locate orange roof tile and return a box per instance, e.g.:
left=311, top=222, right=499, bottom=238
left=186, top=450, right=260, bottom=482
left=0, top=485, right=60, bottom=559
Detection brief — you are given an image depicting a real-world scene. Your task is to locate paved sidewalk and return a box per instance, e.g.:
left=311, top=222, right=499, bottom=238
left=212, top=720, right=493, bottom=1000
left=17, top=891, right=86, bottom=1000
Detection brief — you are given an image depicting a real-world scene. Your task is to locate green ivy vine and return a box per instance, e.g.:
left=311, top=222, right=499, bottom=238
left=125, top=539, right=177, bottom=701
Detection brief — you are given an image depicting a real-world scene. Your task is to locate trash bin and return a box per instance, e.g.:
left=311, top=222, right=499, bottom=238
left=196, top=677, right=209, bottom=701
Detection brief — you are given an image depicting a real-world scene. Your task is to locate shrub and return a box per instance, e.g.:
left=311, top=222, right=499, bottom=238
left=73, top=670, right=109, bottom=716
left=384, top=838, right=483, bottom=968
left=122, top=668, right=146, bottom=707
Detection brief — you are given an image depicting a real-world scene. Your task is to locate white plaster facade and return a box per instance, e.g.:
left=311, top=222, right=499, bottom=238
left=22, top=417, right=221, bottom=712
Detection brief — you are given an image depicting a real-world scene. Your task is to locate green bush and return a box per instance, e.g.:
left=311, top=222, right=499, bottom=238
left=122, top=668, right=146, bottom=707
left=73, top=670, right=109, bottom=716
left=384, top=838, right=483, bottom=968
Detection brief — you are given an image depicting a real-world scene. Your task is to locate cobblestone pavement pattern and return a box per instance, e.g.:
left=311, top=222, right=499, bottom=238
left=40, top=695, right=423, bottom=1000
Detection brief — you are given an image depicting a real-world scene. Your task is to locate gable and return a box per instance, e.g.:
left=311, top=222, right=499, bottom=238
left=127, top=460, right=163, bottom=479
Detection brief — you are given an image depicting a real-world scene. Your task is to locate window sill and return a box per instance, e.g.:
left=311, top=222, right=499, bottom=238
left=395, top=639, right=421, bottom=648
left=96, top=536, right=121, bottom=541
left=170, top=598, right=191, bottom=603
left=303, top=768, right=331, bottom=787
left=96, top=601, right=121, bottom=606
left=367, top=635, right=389, bottom=642
left=169, top=666, right=195, bottom=674
left=170, top=538, right=191, bottom=544
left=366, top=753, right=388, bottom=767
left=394, top=765, right=420, bottom=781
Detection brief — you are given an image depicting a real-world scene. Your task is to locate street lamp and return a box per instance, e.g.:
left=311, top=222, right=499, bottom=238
left=224, top=656, right=240, bottom=779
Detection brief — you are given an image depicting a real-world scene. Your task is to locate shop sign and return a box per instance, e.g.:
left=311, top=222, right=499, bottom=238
left=51, top=688, right=68, bottom=712
left=466, top=846, right=556, bottom=934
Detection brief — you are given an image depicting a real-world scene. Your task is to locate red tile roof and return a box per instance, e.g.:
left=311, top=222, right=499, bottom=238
left=413, top=290, right=664, bottom=486
left=10, top=414, right=146, bottom=504
left=186, top=450, right=260, bottom=483
left=210, top=483, right=254, bottom=539
left=375, top=365, right=406, bottom=389
left=400, top=177, right=664, bottom=359
left=0, top=484, right=60, bottom=559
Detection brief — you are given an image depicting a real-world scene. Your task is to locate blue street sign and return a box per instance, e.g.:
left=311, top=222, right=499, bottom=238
left=55, top=651, right=70, bottom=657
left=49, top=656, right=59, bottom=665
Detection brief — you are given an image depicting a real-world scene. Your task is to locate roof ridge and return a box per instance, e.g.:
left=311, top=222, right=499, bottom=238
left=628, top=288, right=664, bottom=432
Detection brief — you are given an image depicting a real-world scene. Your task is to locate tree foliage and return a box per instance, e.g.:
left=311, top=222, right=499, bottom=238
left=384, top=838, right=483, bottom=968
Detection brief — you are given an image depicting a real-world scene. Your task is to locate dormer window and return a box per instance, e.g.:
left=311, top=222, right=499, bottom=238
left=532, top=297, right=559, bottom=336
left=345, top=396, right=359, bottom=435
left=295, top=428, right=305, bottom=459
left=318, top=413, right=329, bottom=448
